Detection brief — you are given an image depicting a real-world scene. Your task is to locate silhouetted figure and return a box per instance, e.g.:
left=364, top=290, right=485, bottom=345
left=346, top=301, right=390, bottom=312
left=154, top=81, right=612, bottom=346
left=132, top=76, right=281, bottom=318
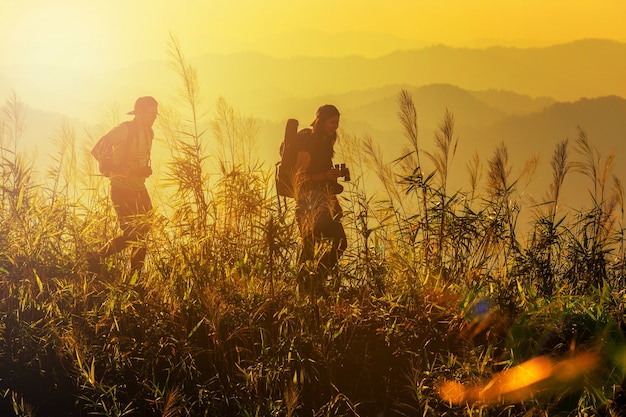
left=87, top=96, right=158, bottom=279
left=293, top=104, right=348, bottom=295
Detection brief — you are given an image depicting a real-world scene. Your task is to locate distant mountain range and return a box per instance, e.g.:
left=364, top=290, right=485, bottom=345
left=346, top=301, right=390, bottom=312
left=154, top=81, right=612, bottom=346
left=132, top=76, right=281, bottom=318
left=2, top=39, right=624, bottom=213
left=256, top=85, right=624, bottom=207
left=187, top=38, right=626, bottom=104
left=2, top=38, right=624, bottom=120
left=7, top=85, right=625, bottom=219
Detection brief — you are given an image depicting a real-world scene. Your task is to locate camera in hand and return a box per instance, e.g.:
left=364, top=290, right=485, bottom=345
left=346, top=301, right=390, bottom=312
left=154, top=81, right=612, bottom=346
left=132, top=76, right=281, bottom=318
left=334, top=163, right=351, bottom=181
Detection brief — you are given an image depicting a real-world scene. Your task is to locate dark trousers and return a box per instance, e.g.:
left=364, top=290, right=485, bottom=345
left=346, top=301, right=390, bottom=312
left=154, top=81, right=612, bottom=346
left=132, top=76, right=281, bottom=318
left=99, top=185, right=152, bottom=275
left=296, top=207, right=347, bottom=294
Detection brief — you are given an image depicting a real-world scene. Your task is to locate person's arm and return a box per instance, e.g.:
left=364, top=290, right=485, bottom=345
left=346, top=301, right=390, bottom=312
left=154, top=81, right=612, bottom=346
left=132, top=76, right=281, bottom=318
left=102, top=124, right=132, bottom=177
left=294, top=150, right=340, bottom=183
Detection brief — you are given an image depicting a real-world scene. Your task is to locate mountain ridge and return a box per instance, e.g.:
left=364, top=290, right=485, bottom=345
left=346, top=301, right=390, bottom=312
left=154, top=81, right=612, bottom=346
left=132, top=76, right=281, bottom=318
left=2, top=39, right=623, bottom=210
left=186, top=38, right=626, bottom=102
left=6, top=85, right=624, bottom=218
left=2, top=38, right=624, bottom=121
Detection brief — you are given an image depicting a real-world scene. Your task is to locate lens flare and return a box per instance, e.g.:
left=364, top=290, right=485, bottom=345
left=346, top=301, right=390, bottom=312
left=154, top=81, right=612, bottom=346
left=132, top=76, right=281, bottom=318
left=439, top=351, right=601, bottom=405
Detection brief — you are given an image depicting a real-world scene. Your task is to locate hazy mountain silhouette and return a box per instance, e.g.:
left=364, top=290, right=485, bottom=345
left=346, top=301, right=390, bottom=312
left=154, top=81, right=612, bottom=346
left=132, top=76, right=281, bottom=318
left=443, top=95, right=626, bottom=216
left=2, top=39, right=623, bottom=122
left=184, top=39, right=626, bottom=107
left=10, top=85, right=622, bottom=172
left=468, top=90, right=555, bottom=116
left=239, top=87, right=624, bottom=215
left=243, top=30, right=428, bottom=59
left=6, top=107, right=87, bottom=161
left=347, top=84, right=550, bottom=137
left=3, top=39, right=624, bottom=212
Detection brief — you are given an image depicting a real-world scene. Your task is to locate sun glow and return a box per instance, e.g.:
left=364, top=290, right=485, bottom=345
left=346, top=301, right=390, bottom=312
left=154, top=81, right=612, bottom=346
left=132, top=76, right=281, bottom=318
left=6, top=3, right=113, bottom=73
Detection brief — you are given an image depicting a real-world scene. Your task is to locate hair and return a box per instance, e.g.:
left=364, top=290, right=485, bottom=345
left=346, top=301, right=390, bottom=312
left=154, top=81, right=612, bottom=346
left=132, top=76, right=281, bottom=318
left=312, top=104, right=340, bottom=156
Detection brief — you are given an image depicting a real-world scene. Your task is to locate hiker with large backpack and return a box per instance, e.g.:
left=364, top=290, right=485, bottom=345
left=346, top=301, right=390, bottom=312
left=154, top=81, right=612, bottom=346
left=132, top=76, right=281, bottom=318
left=87, top=96, right=158, bottom=279
left=282, top=104, right=349, bottom=295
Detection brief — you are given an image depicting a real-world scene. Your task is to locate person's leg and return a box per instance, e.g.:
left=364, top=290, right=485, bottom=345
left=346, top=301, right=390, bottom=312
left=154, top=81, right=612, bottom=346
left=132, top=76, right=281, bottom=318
left=128, top=188, right=153, bottom=277
left=87, top=186, right=134, bottom=273
left=88, top=187, right=151, bottom=274
left=316, top=218, right=347, bottom=273
left=296, top=207, right=315, bottom=291
left=336, top=221, right=347, bottom=257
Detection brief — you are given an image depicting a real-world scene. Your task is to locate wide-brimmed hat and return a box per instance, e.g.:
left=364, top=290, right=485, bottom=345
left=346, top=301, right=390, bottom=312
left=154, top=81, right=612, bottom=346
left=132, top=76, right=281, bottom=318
left=127, top=96, right=158, bottom=115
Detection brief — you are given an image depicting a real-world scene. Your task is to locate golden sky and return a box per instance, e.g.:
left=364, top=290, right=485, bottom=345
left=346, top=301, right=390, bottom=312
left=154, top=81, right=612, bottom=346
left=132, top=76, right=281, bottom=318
left=1, top=0, right=624, bottom=204
left=2, top=0, right=626, bottom=73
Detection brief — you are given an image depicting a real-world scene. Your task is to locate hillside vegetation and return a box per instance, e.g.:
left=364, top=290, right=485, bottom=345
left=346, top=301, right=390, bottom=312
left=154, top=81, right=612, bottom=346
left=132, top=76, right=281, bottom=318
left=0, top=39, right=625, bottom=416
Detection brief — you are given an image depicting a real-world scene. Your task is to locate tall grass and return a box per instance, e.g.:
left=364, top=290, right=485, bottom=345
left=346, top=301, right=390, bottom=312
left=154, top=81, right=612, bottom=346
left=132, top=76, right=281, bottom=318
left=0, top=45, right=625, bottom=417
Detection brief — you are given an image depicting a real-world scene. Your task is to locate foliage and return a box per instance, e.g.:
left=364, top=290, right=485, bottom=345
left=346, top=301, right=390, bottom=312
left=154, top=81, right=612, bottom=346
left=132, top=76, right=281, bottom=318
left=0, top=50, right=624, bottom=416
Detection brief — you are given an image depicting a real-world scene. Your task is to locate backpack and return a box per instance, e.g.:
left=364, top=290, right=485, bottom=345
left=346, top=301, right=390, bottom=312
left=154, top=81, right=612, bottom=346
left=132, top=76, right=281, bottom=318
left=91, top=121, right=138, bottom=177
left=275, top=118, right=304, bottom=198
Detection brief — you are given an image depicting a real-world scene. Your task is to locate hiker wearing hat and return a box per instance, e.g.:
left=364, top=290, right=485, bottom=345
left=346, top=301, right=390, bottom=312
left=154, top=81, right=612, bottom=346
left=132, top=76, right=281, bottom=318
left=292, top=104, right=348, bottom=295
left=87, top=96, right=158, bottom=279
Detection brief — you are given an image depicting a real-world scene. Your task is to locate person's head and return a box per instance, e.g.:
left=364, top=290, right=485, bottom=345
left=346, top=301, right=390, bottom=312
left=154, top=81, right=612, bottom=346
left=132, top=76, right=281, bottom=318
left=128, top=96, right=158, bottom=128
left=311, top=104, right=340, bottom=138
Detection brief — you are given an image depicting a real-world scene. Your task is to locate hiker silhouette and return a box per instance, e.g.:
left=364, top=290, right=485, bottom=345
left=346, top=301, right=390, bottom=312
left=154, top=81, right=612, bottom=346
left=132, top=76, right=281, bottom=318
left=291, top=104, right=348, bottom=295
left=87, top=96, right=158, bottom=279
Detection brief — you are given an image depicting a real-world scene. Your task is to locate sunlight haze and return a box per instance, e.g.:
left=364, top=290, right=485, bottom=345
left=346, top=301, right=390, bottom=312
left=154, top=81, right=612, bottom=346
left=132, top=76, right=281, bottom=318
left=1, top=5, right=625, bottom=413
left=1, top=0, right=625, bottom=194
left=2, top=0, right=626, bottom=69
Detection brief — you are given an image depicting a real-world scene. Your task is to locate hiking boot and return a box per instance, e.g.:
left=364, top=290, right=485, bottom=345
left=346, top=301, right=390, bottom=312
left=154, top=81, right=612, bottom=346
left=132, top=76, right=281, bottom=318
left=86, top=251, right=102, bottom=274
